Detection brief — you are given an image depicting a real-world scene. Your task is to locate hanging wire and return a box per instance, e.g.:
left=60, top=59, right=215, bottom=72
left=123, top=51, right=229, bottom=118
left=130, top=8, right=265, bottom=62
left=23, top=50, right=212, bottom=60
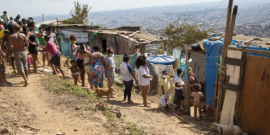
left=213, top=7, right=228, bottom=27
left=201, top=0, right=227, bottom=19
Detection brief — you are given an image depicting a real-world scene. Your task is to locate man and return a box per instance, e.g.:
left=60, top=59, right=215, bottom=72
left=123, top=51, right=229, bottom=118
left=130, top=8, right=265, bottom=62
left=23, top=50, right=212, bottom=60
left=0, top=11, right=9, bottom=23
left=21, top=18, right=27, bottom=35
left=8, top=17, right=15, bottom=24
left=8, top=24, right=29, bottom=86
left=14, top=15, right=20, bottom=23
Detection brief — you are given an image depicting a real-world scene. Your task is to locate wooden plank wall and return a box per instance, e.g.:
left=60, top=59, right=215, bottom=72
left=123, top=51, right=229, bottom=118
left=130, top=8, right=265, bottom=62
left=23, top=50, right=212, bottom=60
left=240, top=55, right=270, bottom=135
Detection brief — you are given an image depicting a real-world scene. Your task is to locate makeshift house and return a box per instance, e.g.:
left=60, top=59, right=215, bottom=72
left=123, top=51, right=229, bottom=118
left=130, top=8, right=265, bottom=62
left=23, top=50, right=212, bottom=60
left=85, top=26, right=167, bottom=55
left=198, top=35, right=270, bottom=135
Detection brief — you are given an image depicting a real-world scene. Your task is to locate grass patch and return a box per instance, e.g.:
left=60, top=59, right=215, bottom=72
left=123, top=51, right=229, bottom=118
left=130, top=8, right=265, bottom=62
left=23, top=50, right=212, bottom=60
left=41, top=73, right=98, bottom=103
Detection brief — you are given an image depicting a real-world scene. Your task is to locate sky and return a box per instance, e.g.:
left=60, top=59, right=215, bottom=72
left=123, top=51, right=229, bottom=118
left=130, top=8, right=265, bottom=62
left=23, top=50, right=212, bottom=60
left=0, top=0, right=223, bottom=18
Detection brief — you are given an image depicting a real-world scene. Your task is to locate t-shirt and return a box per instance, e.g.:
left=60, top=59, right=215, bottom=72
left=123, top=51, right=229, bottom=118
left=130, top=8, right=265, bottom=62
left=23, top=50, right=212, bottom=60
left=192, top=92, right=203, bottom=102
left=38, top=36, right=46, bottom=46
left=0, top=30, right=4, bottom=39
left=160, top=76, right=171, bottom=93
left=120, top=62, right=133, bottom=81
left=174, top=75, right=183, bottom=89
left=138, top=65, right=150, bottom=86
left=46, top=41, right=58, bottom=57
left=105, top=56, right=115, bottom=72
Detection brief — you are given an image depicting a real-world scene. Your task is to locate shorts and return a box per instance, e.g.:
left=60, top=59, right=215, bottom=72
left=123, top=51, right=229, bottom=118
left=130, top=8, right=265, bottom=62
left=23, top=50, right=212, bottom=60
left=14, top=51, right=28, bottom=70
left=39, top=45, right=46, bottom=54
left=77, top=59, right=84, bottom=69
left=72, top=55, right=77, bottom=61
left=193, top=101, right=201, bottom=110
left=175, top=88, right=185, bottom=100
left=84, top=65, right=91, bottom=73
left=28, top=45, right=38, bottom=54
left=50, top=52, right=61, bottom=67
left=164, top=92, right=169, bottom=99
left=105, top=70, right=115, bottom=82
left=0, top=64, right=5, bottom=73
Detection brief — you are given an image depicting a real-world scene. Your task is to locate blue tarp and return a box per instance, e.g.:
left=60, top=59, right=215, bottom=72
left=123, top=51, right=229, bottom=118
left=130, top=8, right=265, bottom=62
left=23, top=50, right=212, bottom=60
left=203, top=40, right=270, bottom=106
left=147, top=55, right=176, bottom=65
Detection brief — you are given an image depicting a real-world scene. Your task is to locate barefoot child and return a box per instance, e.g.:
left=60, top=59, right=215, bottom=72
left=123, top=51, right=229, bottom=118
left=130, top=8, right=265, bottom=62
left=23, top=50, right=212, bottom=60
left=191, top=84, right=203, bottom=121
left=160, top=70, right=173, bottom=109
left=70, top=60, right=79, bottom=85
left=27, top=54, right=32, bottom=73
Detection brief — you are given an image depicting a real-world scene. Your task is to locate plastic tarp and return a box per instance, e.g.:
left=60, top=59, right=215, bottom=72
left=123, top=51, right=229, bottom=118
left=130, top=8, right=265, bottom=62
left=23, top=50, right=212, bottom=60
left=203, top=41, right=224, bottom=106
left=59, top=37, right=72, bottom=58
left=147, top=55, right=176, bottom=65
left=203, top=40, right=270, bottom=106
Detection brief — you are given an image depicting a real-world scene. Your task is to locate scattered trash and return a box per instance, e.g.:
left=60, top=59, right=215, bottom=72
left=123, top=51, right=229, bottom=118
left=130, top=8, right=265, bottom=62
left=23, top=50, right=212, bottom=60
left=74, top=128, right=78, bottom=131
left=75, top=106, right=82, bottom=110
left=0, top=128, right=9, bottom=134
left=44, top=69, right=53, bottom=73
left=56, top=132, right=65, bottom=135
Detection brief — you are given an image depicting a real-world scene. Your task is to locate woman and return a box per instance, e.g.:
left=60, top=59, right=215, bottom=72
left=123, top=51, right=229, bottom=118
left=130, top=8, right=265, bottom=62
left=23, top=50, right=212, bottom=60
left=26, top=21, right=38, bottom=74
left=76, top=45, right=88, bottom=87
left=39, top=35, right=66, bottom=79
left=46, top=26, right=59, bottom=67
left=104, top=48, right=116, bottom=97
left=89, top=46, right=107, bottom=88
left=135, top=55, right=153, bottom=107
left=120, top=54, right=138, bottom=103
left=82, top=44, right=94, bottom=89
left=36, top=27, right=48, bottom=67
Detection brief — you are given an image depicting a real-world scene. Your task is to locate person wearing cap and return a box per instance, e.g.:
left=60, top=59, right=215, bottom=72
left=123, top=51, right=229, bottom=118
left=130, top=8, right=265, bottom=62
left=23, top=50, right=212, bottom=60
left=0, top=11, right=9, bottom=23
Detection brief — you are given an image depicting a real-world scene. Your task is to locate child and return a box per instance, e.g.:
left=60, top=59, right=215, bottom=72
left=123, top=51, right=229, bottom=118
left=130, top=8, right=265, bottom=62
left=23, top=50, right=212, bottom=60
left=70, top=60, right=79, bottom=85
left=27, top=54, right=32, bottom=73
left=191, top=84, right=203, bottom=121
left=174, top=68, right=185, bottom=110
left=160, top=70, right=173, bottom=109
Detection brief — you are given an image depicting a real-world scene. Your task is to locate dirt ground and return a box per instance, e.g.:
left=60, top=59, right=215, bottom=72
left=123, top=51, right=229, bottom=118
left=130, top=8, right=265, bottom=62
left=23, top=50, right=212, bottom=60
left=0, top=61, right=219, bottom=135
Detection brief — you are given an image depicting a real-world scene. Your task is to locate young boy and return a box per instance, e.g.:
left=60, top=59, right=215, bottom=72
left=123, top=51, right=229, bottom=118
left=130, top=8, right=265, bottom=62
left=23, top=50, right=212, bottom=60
left=191, top=84, right=203, bottom=121
left=70, top=60, right=79, bottom=85
left=174, top=68, right=186, bottom=110
left=160, top=70, right=173, bottom=108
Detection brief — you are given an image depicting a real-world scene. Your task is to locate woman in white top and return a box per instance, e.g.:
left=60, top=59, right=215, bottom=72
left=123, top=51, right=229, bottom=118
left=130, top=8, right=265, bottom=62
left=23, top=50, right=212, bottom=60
left=135, top=55, right=153, bottom=107
left=174, top=68, right=186, bottom=110
left=120, top=54, right=138, bottom=103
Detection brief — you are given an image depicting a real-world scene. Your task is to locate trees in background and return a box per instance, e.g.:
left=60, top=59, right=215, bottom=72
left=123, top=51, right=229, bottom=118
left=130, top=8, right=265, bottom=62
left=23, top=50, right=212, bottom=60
left=63, top=1, right=91, bottom=24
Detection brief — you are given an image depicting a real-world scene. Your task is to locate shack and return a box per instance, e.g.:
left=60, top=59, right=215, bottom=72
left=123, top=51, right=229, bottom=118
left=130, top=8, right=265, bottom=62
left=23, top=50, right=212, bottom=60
left=85, top=26, right=167, bottom=55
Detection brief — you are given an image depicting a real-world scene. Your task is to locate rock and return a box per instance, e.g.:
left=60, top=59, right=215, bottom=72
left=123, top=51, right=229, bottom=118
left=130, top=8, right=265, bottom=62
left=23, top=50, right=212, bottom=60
left=0, top=128, right=9, bottom=134
left=116, top=111, right=121, bottom=118
left=74, top=128, right=78, bottom=131
left=75, top=106, right=82, bottom=110
left=56, top=132, right=65, bottom=135
left=14, top=103, right=18, bottom=106
left=45, top=111, right=47, bottom=114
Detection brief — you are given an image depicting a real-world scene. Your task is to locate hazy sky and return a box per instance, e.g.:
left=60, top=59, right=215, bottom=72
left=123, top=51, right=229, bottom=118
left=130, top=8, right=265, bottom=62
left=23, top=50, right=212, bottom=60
left=0, top=0, right=223, bottom=18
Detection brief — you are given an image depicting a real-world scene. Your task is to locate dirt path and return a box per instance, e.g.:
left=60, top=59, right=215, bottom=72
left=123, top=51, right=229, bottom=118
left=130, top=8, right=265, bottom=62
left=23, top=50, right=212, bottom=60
left=0, top=64, right=218, bottom=135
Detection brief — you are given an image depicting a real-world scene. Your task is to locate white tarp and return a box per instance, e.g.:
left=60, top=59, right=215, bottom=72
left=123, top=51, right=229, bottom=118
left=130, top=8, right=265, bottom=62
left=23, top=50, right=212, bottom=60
left=61, top=30, right=89, bottom=43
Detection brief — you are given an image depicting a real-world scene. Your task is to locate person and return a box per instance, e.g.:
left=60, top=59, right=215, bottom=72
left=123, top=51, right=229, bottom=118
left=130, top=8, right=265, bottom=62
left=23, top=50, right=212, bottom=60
left=0, top=46, right=11, bottom=86
left=14, top=15, right=20, bottom=23
left=136, top=55, right=153, bottom=107
left=70, top=60, right=79, bottom=85
left=90, top=46, right=107, bottom=88
left=36, top=27, right=47, bottom=67
left=76, top=45, right=88, bottom=87
left=4, top=23, right=16, bottom=73
left=82, top=44, right=94, bottom=89
left=8, top=17, right=15, bottom=24
left=174, top=68, right=186, bottom=110
left=27, top=54, right=32, bottom=73
left=69, top=34, right=79, bottom=61
left=46, top=26, right=59, bottom=47
left=191, top=84, right=203, bottom=121
left=26, top=21, right=38, bottom=74
left=120, top=54, right=138, bottom=103
left=39, top=35, right=66, bottom=79
left=0, top=11, right=9, bottom=23
left=8, top=24, right=29, bottom=86
left=21, top=19, right=27, bottom=35
left=0, top=19, right=3, bottom=30
left=17, top=21, right=23, bottom=32
left=160, top=70, right=173, bottom=108
left=104, top=48, right=116, bottom=98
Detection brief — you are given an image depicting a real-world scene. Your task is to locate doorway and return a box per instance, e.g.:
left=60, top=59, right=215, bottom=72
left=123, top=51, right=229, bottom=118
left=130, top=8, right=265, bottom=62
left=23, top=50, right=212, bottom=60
left=102, top=40, right=107, bottom=53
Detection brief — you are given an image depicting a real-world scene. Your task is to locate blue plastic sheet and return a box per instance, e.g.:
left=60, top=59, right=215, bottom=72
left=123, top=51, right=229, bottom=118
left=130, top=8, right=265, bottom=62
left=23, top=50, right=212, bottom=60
left=203, top=41, right=223, bottom=106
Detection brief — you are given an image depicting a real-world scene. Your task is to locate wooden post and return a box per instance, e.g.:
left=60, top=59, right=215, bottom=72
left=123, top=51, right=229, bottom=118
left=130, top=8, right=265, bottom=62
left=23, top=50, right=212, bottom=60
left=184, top=44, right=190, bottom=114
left=214, top=45, right=221, bottom=118
left=215, top=0, right=234, bottom=123
left=56, top=18, right=59, bottom=34
left=42, top=14, right=44, bottom=22
left=227, top=5, right=238, bottom=45
left=164, top=41, right=167, bottom=52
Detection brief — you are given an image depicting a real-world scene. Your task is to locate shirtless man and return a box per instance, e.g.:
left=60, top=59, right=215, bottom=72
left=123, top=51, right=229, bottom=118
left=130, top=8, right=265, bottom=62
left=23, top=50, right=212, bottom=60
left=8, top=24, right=29, bottom=86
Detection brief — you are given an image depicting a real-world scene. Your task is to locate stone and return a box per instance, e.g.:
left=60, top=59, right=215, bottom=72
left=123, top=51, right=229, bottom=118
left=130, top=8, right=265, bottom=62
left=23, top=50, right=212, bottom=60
left=74, top=128, right=78, bottom=131
left=56, top=132, right=65, bottom=135
left=75, top=106, right=82, bottom=110
left=0, top=128, right=9, bottom=134
left=45, top=111, right=47, bottom=114
left=14, top=103, right=18, bottom=106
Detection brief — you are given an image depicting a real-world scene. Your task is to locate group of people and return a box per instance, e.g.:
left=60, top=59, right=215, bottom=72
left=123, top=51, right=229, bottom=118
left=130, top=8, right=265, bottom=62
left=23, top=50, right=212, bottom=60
left=0, top=11, right=64, bottom=86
